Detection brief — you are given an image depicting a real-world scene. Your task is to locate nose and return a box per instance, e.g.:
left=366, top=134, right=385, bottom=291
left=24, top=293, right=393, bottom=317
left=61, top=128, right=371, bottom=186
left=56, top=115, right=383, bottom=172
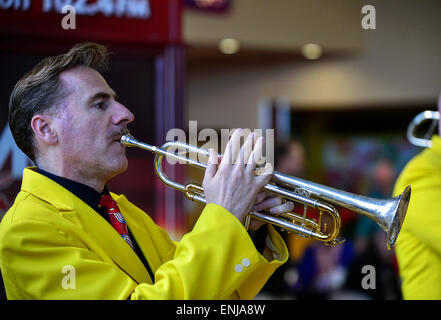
left=112, top=101, right=135, bottom=126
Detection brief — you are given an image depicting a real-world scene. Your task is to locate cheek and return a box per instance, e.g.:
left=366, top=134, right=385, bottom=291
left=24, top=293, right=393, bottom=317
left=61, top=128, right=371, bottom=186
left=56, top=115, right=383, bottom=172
left=56, top=108, right=80, bottom=142
left=63, top=114, right=101, bottom=142
left=57, top=118, right=76, bottom=146
left=59, top=121, right=101, bottom=156
left=56, top=109, right=110, bottom=154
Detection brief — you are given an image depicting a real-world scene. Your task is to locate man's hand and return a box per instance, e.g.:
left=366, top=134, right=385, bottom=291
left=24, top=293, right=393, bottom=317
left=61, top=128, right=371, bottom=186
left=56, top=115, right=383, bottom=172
left=202, top=129, right=294, bottom=229
left=248, top=191, right=295, bottom=231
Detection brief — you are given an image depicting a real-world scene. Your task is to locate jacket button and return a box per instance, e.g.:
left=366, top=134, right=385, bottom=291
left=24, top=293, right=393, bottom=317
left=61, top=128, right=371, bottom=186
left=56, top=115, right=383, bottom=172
left=234, top=264, right=243, bottom=273
left=242, top=258, right=250, bottom=267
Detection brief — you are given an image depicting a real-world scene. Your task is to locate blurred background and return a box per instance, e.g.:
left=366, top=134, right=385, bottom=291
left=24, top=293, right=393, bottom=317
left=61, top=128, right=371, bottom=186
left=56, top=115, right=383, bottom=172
left=0, top=0, right=440, bottom=300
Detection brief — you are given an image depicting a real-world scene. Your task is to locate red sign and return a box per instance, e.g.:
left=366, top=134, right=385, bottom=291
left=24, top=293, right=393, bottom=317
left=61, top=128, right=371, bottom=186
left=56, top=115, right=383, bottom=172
left=0, top=0, right=182, bottom=45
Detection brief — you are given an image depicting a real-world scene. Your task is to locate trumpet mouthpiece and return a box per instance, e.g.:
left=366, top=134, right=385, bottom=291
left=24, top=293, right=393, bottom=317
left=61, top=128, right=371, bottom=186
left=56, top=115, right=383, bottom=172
left=120, top=134, right=135, bottom=147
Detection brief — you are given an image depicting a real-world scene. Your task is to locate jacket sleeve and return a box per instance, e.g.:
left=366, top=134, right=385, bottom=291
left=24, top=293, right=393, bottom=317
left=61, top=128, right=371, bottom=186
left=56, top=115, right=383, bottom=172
left=131, top=203, right=288, bottom=299
left=0, top=203, right=287, bottom=300
left=393, top=157, right=441, bottom=256
left=393, top=151, right=441, bottom=299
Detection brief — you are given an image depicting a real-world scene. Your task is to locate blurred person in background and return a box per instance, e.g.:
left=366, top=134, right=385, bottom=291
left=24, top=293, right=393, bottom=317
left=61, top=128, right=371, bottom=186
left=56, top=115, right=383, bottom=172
left=274, top=140, right=311, bottom=266
left=342, top=158, right=402, bottom=300
left=392, top=93, right=441, bottom=300
left=290, top=230, right=353, bottom=299
left=0, top=42, right=295, bottom=300
left=259, top=140, right=354, bottom=300
left=257, top=140, right=309, bottom=299
left=268, top=141, right=354, bottom=300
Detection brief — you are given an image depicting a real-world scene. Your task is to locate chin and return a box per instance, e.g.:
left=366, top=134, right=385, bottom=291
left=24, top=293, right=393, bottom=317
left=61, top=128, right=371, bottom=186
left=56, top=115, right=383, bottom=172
left=106, top=156, right=129, bottom=179
left=115, top=157, right=129, bottom=174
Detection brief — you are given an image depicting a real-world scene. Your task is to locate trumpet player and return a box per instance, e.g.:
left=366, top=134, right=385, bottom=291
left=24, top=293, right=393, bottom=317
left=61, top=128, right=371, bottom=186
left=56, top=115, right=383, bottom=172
left=393, top=93, right=441, bottom=300
left=0, top=42, right=294, bottom=300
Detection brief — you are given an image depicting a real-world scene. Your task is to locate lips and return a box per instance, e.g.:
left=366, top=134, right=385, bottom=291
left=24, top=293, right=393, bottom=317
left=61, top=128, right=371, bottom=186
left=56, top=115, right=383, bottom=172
left=111, top=129, right=131, bottom=143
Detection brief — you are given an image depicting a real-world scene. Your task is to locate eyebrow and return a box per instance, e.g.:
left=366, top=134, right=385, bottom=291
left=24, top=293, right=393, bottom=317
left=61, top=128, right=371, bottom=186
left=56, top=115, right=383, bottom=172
left=87, top=91, right=117, bottom=105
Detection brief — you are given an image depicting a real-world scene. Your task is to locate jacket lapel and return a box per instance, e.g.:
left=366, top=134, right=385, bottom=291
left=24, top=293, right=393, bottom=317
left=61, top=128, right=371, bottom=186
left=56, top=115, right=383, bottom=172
left=115, top=195, right=164, bottom=272
left=74, top=199, right=152, bottom=284
left=21, top=168, right=152, bottom=285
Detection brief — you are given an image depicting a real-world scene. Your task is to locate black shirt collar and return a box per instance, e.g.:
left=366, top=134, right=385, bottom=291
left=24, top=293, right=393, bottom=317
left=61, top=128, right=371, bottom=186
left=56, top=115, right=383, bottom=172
left=36, top=168, right=109, bottom=212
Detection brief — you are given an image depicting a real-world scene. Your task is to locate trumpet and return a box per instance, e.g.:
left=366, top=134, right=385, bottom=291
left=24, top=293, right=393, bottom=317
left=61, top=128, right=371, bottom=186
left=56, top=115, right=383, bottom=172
left=407, top=110, right=440, bottom=148
left=121, top=134, right=411, bottom=250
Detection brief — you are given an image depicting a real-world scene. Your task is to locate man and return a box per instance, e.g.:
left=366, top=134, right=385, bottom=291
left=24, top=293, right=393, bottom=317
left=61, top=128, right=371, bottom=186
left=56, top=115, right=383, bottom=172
left=393, top=93, right=441, bottom=299
left=0, top=42, right=293, bottom=299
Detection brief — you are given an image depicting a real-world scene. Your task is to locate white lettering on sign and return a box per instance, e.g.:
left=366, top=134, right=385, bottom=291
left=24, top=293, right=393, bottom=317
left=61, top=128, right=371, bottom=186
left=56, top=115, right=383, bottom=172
left=0, top=0, right=30, bottom=10
left=1, top=0, right=151, bottom=20
left=44, top=0, right=151, bottom=19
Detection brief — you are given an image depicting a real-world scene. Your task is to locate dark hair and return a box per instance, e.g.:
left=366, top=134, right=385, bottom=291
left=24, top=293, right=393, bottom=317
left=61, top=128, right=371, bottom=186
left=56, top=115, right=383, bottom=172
left=8, top=42, right=109, bottom=161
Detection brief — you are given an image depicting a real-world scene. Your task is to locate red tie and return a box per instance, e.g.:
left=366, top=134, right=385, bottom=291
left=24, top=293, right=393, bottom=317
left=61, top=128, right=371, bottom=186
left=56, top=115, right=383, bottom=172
left=99, top=194, right=134, bottom=250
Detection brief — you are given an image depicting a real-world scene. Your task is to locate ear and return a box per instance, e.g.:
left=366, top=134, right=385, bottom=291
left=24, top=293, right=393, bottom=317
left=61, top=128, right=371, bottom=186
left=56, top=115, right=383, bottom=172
left=31, top=114, right=58, bottom=145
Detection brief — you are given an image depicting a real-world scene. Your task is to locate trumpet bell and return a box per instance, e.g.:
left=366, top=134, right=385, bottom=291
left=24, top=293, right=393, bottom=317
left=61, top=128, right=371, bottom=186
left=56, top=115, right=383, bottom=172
left=386, top=185, right=411, bottom=249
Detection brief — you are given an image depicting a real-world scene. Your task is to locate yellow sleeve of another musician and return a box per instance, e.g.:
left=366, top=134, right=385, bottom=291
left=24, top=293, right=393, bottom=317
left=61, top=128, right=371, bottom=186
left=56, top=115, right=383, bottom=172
left=393, top=135, right=441, bottom=299
left=131, top=203, right=288, bottom=300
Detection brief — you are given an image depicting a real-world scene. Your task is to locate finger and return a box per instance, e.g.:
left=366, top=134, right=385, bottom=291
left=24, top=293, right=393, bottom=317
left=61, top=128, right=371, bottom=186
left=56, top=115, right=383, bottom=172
left=237, top=132, right=253, bottom=171
left=248, top=218, right=266, bottom=232
left=230, top=129, right=243, bottom=165
left=240, top=132, right=254, bottom=166
left=246, top=146, right=256, bottom=174
left=251, top=136, right=264, bottom=167
left=267, top=201, right=295, bottom=215
left=221, top=128, right=241, bottom=166
left=252, top=196, right=283, bottom=212
left=254, top=191, right=271, bottom=205
left=246, top=136, right=263, bottom=173
left=255, top=162, right=273, bottom=188
left=204, top=148, right=218, bottom=179
left=246, top=132, right=259, bottom=165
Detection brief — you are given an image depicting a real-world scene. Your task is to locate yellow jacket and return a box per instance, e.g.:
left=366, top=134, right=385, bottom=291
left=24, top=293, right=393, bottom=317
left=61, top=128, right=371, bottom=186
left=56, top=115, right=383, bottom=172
left=0, top=168, right=288, bottom=300
left=393, top=135, right=441, bottom=299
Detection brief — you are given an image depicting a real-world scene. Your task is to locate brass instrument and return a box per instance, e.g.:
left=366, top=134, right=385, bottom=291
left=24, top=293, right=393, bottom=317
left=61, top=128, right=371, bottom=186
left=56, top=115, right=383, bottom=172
left=121, top=134, right=411, bottom=250
left=407, top=110, right=440, bottom=148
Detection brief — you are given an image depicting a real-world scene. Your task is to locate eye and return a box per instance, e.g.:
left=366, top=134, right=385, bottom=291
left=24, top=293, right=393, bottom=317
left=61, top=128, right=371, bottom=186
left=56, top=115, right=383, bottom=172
left=94, top=102, right=106, bottom=110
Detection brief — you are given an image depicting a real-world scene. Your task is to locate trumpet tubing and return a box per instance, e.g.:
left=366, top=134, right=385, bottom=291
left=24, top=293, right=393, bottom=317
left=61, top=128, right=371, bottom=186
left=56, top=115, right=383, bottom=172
left=121, top=134, right=411, bottom=250
left=407, top=110, right=440, bottom=148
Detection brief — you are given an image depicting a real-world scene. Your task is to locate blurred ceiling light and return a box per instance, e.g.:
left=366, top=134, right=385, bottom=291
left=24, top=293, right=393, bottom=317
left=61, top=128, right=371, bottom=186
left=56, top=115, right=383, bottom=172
left=218, top=38, right=240, bottom=54
left=301, top=43, right=322, bottom=60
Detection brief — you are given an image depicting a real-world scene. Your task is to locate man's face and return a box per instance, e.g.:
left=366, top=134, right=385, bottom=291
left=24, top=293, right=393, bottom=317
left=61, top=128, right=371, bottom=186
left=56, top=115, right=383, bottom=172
left=53, top=66, right=134, bottom=182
